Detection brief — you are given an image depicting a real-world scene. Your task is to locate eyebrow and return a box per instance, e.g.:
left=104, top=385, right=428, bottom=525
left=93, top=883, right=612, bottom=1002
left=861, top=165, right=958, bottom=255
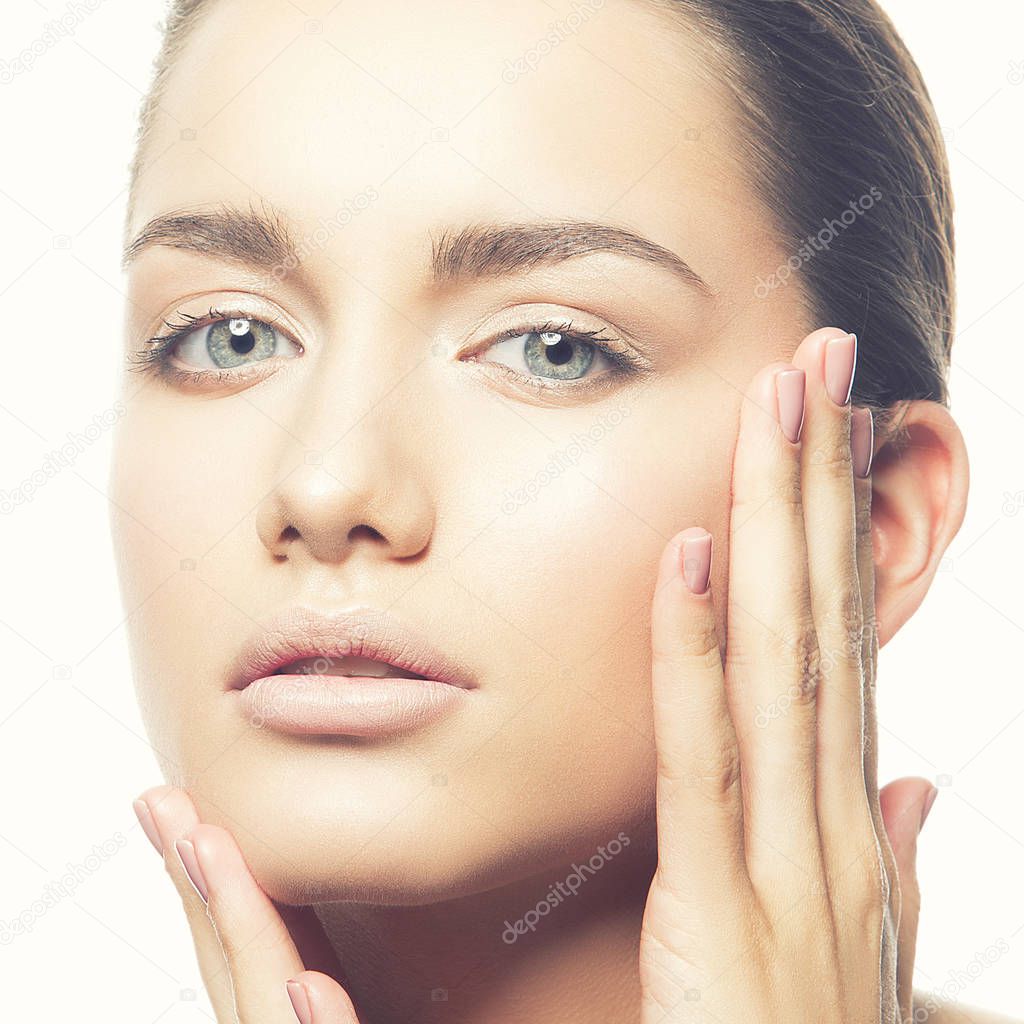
left=122, top=203, right=712, bottom=294
left=121, top=201, right=295, bottom=272
left=431, top=219, right=711, bottom=293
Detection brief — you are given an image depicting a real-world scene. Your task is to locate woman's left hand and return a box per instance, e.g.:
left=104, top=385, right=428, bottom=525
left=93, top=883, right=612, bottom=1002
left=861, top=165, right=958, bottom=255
left=132, top=784, right=362, bottom=1022
left=640, top=327, right=937, bottom=1024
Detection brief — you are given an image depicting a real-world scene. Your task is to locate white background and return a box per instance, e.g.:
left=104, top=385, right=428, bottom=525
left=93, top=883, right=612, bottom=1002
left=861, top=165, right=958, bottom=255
left=0, top=1, right=1021, bottom=1020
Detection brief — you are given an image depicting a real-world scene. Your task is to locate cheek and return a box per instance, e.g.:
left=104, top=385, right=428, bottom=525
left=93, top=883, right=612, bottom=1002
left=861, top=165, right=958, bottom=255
left=109, top=395, right=274, bottom=557
left=108, top=398, right=269, bottom=772
left=445, top=391, right=735, bottom=824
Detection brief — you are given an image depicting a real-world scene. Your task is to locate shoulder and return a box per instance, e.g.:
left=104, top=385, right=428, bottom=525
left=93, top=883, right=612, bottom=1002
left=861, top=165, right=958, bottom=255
left=914, top=991, right=1023, bottom=1024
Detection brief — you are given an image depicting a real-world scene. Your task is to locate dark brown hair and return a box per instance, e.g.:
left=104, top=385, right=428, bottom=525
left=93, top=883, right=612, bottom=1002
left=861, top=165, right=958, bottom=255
left=129, top=0, right=954, bottom=441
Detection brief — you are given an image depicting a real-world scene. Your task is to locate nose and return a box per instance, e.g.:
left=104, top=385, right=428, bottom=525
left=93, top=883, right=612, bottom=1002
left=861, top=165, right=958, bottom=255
left=255, top=409, right=434, bottom=567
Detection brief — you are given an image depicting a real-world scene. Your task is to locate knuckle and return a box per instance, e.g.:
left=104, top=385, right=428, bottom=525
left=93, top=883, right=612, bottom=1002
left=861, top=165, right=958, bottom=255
left=766, top=622, right=822, bottom=706
left=846, top=843, right=891, bottom=919
left=660, top=732, right=741, bottom=802
left=732, top=466, right=803, bottom=523
left=654, top=618, right=721, bottom=666
left=818, top=585, right=865, bottom=665
left=808, top=436, right=854, bottom=476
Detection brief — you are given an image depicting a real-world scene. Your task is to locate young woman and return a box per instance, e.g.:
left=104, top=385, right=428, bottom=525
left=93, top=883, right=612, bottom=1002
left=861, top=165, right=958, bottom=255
left=113, top=0, right=1015, bottom=1020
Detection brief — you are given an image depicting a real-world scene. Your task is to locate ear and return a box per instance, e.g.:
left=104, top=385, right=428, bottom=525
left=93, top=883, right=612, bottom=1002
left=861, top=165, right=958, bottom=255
left=867, top=400, right=970, bottom=648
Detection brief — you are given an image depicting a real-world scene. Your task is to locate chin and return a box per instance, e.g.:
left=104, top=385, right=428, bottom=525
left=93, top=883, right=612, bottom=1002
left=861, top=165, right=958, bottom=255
left=180, top=752, right=523, bottom=906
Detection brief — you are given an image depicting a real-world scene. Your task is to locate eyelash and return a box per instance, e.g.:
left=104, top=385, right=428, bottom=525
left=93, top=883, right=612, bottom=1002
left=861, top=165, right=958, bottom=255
left=128, top=306, right=287, bottom=387
left=129, top=308, right=645, bottom=392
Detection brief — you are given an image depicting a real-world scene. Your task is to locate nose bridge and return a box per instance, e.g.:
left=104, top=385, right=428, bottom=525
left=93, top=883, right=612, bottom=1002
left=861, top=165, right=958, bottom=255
left=256, top=314, right=435, bottom=564
left=293, top=297, right=428, bottom=470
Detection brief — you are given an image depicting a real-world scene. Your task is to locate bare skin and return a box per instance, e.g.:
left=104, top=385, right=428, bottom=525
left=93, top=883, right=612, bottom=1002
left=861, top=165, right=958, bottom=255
left=114, top=0, right=1012, bottom=1020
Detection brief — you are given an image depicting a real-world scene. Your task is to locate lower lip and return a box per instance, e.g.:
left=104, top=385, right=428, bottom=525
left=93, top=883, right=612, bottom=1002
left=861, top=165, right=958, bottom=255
left=234, top=674, right=470, bottom=737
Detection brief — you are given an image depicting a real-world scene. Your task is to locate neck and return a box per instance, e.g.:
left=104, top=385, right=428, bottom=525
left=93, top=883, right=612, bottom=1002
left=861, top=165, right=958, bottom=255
left=314, top=841, right=657, bottom=1024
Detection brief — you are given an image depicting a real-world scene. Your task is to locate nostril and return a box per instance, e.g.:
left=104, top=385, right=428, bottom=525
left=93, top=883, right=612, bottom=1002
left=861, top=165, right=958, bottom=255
left=349, top=523, right=385, bottom=544
left=280, top=525, right=300, bottom=543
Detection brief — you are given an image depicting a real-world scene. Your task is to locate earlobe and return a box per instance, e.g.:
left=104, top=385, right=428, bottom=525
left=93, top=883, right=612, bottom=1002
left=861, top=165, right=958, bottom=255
left=865, top=400, right=970, bottom=647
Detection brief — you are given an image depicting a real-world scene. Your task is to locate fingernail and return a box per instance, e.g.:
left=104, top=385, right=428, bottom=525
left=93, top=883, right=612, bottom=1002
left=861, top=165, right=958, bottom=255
left=825, top=332, right=857, bottom=406
left=132, top=799, right=163, bottom=856
left=919, top=786, right=939, bottom=830
left=851, top=406, right=874, bottom=477
left=286, top=979, right=313, bottom=1024
left=174, top=838, right=209, bottom=904
left=680, top=530, right=713, bottom=595
left=776, top=368, right=806, bottom=443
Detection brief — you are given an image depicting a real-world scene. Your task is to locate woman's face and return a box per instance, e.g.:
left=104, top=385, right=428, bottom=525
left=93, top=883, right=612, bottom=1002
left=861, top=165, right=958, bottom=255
left=112, top=0, right=807, bottom=903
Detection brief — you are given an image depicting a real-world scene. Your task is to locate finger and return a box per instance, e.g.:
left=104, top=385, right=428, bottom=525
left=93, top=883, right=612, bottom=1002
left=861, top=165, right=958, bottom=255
left=285, top=971, right=360, bottom=1023
left=649, top=527, right=750, bottom=903
left=134, top=786, right=236, bottom=1019
left=180, top=822, right=316, bottom=1021
left=788, top=329, right=872, bottom=839
left=880, top=779, right=936, bottom=1024
left=726, top=359, right=826, bottom=898
left=788, top=328, right=888, bottom=958
left=853, top=429, right=904, bottom=1023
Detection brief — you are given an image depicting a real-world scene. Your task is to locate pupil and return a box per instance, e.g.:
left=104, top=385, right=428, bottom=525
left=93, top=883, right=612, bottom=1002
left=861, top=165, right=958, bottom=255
left=231, top=331, right=256, bottom=355
left=545, top=336, right=573, bottom=366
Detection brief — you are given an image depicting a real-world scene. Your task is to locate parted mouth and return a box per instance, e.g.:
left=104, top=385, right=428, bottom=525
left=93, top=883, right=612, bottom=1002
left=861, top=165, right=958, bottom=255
left=271, top=655, right=431, bottom=680
left=228, top=606, right=478, bottom=691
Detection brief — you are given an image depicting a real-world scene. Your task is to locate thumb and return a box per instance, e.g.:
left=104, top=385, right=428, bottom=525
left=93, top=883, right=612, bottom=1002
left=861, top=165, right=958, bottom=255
left=879, top=776, right=937, bottom=1023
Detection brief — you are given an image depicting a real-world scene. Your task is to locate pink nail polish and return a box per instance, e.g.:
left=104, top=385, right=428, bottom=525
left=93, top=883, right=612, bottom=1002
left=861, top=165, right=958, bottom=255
left=776, top=368, right=806, bottom=444
left=851, top=407, right=874, bottom=477
left=680, top=530, right=712, bottom=595
left=286, top=979, right=313, bottom=1024
left=825, top=332, right=857, bottom=406
left=132, top=799, right=163, bottom=856
left=174, top=839, right=209, bottom=904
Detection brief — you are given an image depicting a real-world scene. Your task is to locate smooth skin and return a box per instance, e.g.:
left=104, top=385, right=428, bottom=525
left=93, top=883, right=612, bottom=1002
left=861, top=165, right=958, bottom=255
left=114, top=0, right=1011, bottom=1021
left=133, top=328, right=1001, bottom=1023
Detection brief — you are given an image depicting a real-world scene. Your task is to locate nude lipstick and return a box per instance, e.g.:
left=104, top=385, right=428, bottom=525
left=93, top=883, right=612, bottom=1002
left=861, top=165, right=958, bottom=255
left=228, top=606, right=477, bottom=738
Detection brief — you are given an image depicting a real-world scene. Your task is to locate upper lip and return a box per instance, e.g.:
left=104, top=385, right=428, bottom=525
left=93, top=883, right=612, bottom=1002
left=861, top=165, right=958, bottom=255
left=228, top=606, right=478, bottom=691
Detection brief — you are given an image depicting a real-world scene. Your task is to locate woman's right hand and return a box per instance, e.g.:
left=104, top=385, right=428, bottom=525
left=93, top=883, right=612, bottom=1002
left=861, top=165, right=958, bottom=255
left=133, top=785, right=361, bottom=1023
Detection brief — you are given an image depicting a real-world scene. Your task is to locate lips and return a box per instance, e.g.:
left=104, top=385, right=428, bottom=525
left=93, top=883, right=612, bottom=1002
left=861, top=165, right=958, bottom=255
left=228, top=606, right=478, bottom=691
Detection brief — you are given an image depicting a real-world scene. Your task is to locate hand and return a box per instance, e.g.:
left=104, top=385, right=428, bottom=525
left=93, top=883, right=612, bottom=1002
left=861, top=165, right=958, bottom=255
left=640, top=327, right=937, bottom=1024
left=132, top=785, right=361, bottom=1022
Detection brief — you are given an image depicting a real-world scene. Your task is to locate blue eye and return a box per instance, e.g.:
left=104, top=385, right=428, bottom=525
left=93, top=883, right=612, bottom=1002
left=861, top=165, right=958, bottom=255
left=478, top=321, right=642, bottom=386
left=171, top=316, right=296, bottom=369
left=484, top=329, right=606, bottom=381
left=133, top=307, right=301, bottom=383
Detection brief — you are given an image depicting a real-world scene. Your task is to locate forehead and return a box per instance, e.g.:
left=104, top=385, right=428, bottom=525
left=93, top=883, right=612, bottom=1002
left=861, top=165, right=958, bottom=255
left=130, top=0, right=764, bottom=292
